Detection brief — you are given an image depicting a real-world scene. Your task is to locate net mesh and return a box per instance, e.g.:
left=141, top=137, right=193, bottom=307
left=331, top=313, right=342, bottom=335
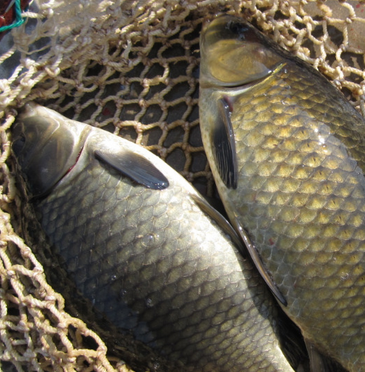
left=0, top=0, right=365, bottom=370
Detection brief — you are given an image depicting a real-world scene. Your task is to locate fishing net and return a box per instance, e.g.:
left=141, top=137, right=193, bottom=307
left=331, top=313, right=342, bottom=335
left=0, top=0, right=365, bottom=371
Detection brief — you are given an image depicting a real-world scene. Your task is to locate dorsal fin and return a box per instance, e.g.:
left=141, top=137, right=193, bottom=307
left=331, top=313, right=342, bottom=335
left=94, top=149, right=169, bottom=190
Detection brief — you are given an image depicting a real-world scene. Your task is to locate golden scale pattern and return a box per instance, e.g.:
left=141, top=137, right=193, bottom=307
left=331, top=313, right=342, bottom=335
left=0, top=0, right=365, bottom=370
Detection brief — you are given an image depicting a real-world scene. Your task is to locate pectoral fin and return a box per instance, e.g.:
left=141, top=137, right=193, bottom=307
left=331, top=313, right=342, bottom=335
left=234, top=217, right=287, bottom=306
left=94, top=149, right=169, bottom=190
left=211, top=97, right=238, bottom=189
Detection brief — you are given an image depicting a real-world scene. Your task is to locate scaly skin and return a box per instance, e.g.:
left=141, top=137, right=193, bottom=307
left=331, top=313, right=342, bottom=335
left=200, top=16, right=365, bottom=372
left=13, top=105, right=295, bottom=372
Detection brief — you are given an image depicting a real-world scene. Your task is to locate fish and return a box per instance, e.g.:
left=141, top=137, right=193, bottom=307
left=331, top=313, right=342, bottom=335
left=12, top=103, right=299, bottom=372
left=199, top=14, right=365, bottom=372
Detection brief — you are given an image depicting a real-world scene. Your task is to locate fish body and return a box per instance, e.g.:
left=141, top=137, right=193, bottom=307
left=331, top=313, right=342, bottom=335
left=13, top=104, right=296, bottom=372
left=199, top=15, right=365, bottom=372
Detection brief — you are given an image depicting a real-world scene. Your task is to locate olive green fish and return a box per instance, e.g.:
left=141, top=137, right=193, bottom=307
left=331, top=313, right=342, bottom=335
left=199, top=14, right=365, bottom=372
left=12, top=103, right=298, bottom=372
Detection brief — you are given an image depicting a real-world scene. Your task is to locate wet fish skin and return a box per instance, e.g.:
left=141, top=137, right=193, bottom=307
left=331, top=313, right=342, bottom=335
left=13, top=104, right=296, bottom=372
left=199, top=15, right=365, bottom=372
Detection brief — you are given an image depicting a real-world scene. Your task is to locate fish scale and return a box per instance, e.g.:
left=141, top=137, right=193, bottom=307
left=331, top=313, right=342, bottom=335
left=13, top=104, right=299, bottom=371
left=199, top=15, right=365, bottom=372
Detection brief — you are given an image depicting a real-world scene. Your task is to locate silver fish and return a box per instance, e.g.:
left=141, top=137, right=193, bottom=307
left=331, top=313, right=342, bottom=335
left=12, top=103, right=297, bottom=372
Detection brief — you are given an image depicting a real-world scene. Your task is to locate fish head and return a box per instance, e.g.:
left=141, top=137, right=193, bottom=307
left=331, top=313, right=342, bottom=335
left=200, top=15, right=285, bottom=88
left=12, top=103, right=88, bottom=198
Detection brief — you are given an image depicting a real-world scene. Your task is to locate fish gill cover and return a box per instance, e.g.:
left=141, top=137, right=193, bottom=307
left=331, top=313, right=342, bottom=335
left=0, top=0, right=365, bottom=371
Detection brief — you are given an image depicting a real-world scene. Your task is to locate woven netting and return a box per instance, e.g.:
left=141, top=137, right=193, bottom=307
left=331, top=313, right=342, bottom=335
left=0, top=0, right=365, bottom=371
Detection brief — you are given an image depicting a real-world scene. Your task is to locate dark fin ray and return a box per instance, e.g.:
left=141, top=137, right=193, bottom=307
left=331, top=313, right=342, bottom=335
left=304, top=339, right=347, bottom=372
left=233, top=216, right=287, bottom=306
left=191, top=194, right=245, bottom=254
left=276, top=306, right=309, bottom=371
left=305, top=340, right=326, bottom=372
left=212, top=97, right=238, bottom=189
left=95, top=149, right=169, bottom=190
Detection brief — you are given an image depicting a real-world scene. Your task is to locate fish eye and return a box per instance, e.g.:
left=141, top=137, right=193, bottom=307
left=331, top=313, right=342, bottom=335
left=12, top=122, right=26, bottom=155
left=226, top=21, right=249, bottom=40
left=12, top=135, right=26, bottom=157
